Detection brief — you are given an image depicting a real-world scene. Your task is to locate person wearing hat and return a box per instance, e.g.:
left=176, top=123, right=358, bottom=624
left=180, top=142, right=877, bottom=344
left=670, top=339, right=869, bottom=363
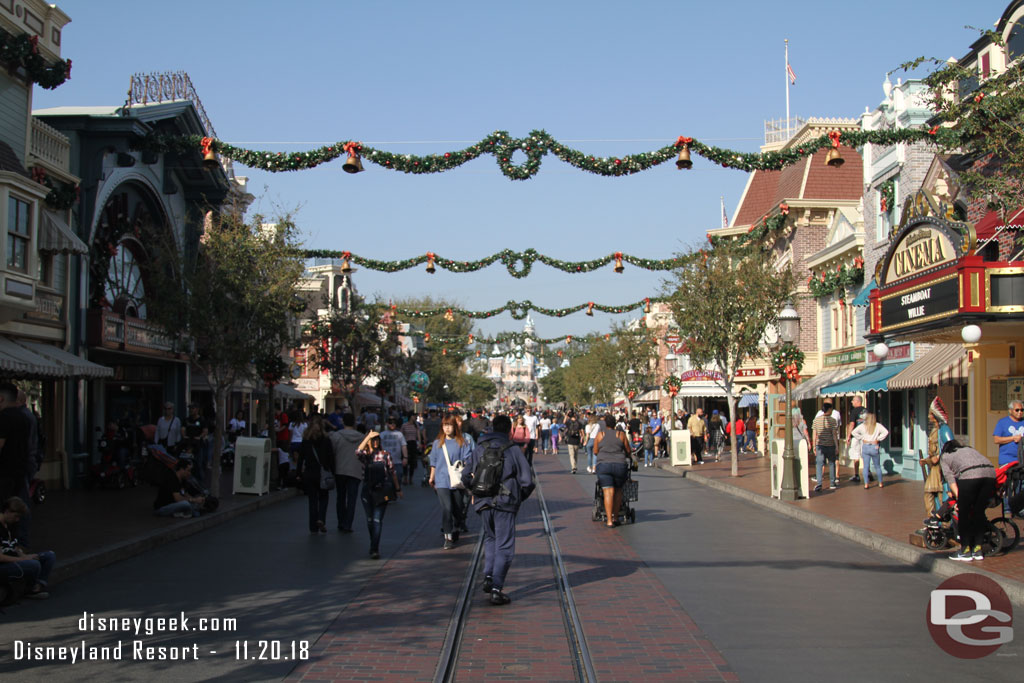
left=357, top=430, right=402, bottom=559
left=921, top=397, right=954, bottom=516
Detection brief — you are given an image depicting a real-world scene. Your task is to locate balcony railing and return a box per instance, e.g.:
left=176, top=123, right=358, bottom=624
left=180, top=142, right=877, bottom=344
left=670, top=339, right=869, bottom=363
left=30, top=117, right=71, bottom=172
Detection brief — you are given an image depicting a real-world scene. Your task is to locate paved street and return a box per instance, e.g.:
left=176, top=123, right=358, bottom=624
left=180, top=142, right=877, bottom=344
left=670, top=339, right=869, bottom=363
left=2, top=450, right=1022, bottom=681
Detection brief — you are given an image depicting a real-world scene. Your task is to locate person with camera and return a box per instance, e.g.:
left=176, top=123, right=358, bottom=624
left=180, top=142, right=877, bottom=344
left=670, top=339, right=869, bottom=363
left=153, top=458, right=205, bottom=518
left=357, top=431, right=403, bottom=560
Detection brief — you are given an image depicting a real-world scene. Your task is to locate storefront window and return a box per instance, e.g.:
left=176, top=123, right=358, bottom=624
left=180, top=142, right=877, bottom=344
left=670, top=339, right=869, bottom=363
left=889, top=393, right=903, bottom=449
left=7, top=196, right=31, bottom=272
left=953, top=380, right=968, bottom=438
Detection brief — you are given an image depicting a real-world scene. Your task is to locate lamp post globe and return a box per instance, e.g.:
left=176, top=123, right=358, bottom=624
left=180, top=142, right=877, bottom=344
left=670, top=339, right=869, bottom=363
left=779, top=302, right=801, bottom=501
left=961, top=324, right=982, bottom=344
left=872, top=342, right=889, bottom=360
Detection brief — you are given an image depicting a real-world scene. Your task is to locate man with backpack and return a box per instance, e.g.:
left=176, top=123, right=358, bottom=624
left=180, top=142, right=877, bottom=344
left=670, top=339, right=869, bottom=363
left=460, top=414, right=533, bottom=606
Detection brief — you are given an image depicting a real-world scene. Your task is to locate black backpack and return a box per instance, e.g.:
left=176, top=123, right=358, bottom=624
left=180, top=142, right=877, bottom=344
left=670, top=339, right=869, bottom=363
left=566, top=419, right=581, bottom=438
left=471, top=442, right=513, bottom=498
left=366, top=460, right=389, bottom=490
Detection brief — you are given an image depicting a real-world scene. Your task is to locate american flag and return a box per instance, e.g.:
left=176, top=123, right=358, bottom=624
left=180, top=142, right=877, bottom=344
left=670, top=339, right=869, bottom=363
left=721, top=197, right=729, bottom=229
left=787, top=62, right=796, bottom=85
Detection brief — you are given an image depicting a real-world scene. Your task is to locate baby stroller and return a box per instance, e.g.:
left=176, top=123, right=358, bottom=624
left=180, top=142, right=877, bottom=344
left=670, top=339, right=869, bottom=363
left=922, top=496, right=1019, bottom=555
left=591, top=467, right=639, bottom=525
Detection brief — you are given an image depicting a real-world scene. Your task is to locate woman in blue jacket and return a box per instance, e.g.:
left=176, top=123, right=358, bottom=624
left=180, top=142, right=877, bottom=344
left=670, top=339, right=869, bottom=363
left=429, top=415, right=474, bottom=550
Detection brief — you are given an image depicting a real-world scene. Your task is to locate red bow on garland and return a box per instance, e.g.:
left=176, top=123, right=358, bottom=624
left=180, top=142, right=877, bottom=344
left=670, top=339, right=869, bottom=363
left=785, top=363, right=799, bottom=381
left=200, top=137, right=214, bottom=156
left=675, top=136, right=693, bottom=148
left=343, top=141, right=362, bottom=157
left=827, top=130, right=841, bottom=148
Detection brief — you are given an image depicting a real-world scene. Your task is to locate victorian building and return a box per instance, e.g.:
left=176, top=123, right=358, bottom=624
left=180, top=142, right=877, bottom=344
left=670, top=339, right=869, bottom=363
left=488, top=315, right=545, bottom=409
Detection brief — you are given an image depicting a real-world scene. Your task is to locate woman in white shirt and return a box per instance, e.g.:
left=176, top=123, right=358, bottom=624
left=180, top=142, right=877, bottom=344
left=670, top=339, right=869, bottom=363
left=852, top=412, right=889, bottom=489
left=584, top=415, right=602, bottom=473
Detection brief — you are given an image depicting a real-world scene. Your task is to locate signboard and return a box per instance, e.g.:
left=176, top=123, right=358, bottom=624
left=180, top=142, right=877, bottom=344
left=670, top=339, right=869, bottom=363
left=1008, top=377, right=1024, bottom=405
left=823, top=348, right=866, bottom=367
left=879, top=275, right=959, bottom=332
left=294, top=378, right=319, bottom=391
left=736, top=368, right=766, bottom=378
left=665, top=333, right=681, bottom=345
left=678, top=369, right=722, bottom=382
left=868, top=341, right=911, bottom=363
left=885, top=224, right=957, bottom=283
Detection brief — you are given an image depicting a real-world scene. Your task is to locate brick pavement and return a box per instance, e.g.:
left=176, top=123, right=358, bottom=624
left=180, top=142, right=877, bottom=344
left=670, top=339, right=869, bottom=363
left=664, top=451, right=1024, bottom=585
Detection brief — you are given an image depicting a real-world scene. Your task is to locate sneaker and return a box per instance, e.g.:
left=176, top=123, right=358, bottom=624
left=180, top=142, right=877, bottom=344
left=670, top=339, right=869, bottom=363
left=849, top=475, right=860, bottom=483
left=832, top=480, right=840, bottom=488
left=973, top=546, right=984, bottom=561
left=443, top=538, right=455, bottom=550
left=25, top=589, right=49, bottom=600
left=811, top=477, right=818, bottom=483
left=490, top=589, right=511, bottom=606
left=571, top=468, right=577, bottom=474
left=173, top=511, right=191, bottom=518
left=482, top=575, right=493, bottom=593
left=813, top=485, right=822, bottom=492
left=370, top=550, right=380, bottom=560
left=949, top=550, right=973, bottom=562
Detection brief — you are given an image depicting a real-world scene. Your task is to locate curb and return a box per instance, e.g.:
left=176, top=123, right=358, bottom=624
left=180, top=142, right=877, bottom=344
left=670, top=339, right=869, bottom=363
left=50, top=489, right=300, bottom=585
left=656, top=461, right=1024, bottom=608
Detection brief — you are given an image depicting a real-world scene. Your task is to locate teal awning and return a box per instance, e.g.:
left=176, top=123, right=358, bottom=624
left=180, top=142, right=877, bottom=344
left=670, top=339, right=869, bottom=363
left=851, top=278, right=876, bottom=307
left=819, top=361, right=913, bottom=397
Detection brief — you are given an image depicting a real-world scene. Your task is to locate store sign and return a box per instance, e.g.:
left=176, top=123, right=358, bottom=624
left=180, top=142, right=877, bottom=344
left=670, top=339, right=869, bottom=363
left=665, top=333, right=681, bottom=345
left=868, top=341, right=912, bottom=363
left=886, top=225, right=957, bottom=283
left=678, top=369, right=722, bottom=382
left=736, top=368, right=766, bottom=378
left=294, top=378, right=319, bottom=391
left=823, top=348, right=865, bottom=367
left=880, top=276, right=959, bottom=331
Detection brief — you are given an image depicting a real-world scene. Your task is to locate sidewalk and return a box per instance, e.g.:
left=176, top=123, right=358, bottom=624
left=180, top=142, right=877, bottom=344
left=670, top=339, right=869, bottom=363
left=656, top=451, right=1024, bottom=605
left=24, top=469, right=298, bottom=585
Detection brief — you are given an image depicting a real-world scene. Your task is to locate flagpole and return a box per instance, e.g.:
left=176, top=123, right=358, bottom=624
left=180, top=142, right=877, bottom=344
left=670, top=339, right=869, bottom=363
left=721, top=196, right=726, bottom=228
left=785, top=39, right=790, bottom=141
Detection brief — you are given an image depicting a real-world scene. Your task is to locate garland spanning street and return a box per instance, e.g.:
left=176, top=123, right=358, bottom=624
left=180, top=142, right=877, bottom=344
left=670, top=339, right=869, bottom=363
left=404, top=329, right=638, bottom=346
left=390, top=297, right=663, bottom=320
left=138, top=126, right=948, bottom=180
left=305, top=248, right=687, bottom=277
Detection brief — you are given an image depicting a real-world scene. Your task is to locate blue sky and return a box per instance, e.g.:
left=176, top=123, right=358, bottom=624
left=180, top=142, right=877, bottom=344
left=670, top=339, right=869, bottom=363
left=36, top=0, right=1001, bottom=340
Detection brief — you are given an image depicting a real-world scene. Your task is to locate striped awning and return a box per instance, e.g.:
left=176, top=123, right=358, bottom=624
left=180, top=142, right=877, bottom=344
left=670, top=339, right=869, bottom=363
left=0, top=336, right=112, bottom=378
left=738, top=393, right=760, bottom=408
left=16, top=340, right=112, bottom=378
left=887, top=344, right=967, bottom=390
left=38, top=210, right=88, bottom=255
left=790, top=367, right=858, bottom=401
left=820, top=362, right=913, bottom=397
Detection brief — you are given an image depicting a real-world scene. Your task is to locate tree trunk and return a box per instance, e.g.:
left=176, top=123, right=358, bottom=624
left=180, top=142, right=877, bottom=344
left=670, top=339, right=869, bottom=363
left=724, top=379, right=738, bottom=476
left=212, top=384, right=227, bottom=496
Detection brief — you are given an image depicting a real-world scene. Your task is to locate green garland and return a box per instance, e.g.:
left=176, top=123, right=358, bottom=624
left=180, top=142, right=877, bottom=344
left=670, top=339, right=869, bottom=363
left=305, top=248, right=686, bottom=278
left=406, top=330, right=607, bottom=346
left=391, top=297, right=666, bottom=320
left=43, top=178, right=79, bottom=211
left=0, top=29, right=72, bottom=90
left=879, top=178, right=895, bottom=214
left=770, top=343, right=805, bottom=376
left=807, top=264, right=864, bottom=299
left=136, top=127, right=950, bottom=180
left=663, top=375, right=683, bottom=394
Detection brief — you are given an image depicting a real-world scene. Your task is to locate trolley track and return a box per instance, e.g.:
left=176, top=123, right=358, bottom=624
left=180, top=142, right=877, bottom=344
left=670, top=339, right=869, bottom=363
left=432, top=470, right=596, bottom=683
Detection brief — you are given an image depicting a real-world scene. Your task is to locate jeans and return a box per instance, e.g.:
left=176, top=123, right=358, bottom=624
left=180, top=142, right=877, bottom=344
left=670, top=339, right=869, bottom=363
left=335, top=475, right=361, bottom=531
left=155, top=500, right=199, bottom=517
left=644, top=448, right=654, bottom=466
left=745, top=430, right=756, bottom=452
left=0, top=550, right=56, bottom=588
left=862, top=448, right=883, bottom=485
left=436, top=487, right=467, bottom=535
left=361, top=494, right=388, bottom=553
left=307, top=487, right=329, bottom=531
left=585, top=439, right=596, bottom=469
left=815, top=445, right=837, bottom=486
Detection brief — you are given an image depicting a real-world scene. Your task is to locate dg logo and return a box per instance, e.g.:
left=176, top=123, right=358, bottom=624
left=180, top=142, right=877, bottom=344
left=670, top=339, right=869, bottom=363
left=927, top=574, right=1013, bottom=658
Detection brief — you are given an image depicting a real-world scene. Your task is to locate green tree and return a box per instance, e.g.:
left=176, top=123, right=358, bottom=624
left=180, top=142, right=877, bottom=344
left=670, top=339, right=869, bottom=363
left=664, top=242, right=794, bottom=475
left=538, top=365, right=567, bottom=405
left=391, top=297, right=475, bottom=402
left=561, top=325, right=657, bottom=409
left=144, top=211, right=305, bottom=488
left=902, top=32, right=1024, bottom=226
left=453, top=371, right=498, bottom=409
left=306, top=292, right=401, bottom=410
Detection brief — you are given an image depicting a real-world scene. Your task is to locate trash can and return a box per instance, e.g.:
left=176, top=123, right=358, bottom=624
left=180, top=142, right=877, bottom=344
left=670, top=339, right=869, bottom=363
left=669, top=429, right=691, bottom=466
left=233, top=437, right=271, bottom=495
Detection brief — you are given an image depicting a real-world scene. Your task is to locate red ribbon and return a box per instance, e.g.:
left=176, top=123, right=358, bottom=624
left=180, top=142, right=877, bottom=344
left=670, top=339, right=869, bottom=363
left=675, top=136, right=693, bottom=148
left=785, top=363, right=799, bottom=380
left=31, top=167, right=46, bottom=184
left=343, top=141, right=362, bottom=157
left=200, top=137, right=214, bottom=155
left=929, top=125, right=939, bottom=135
left=780, top=202, right=789, bottom=215
left=341, top=250, right=351, bottom=260
left=828, top=130, right=841, bottom=148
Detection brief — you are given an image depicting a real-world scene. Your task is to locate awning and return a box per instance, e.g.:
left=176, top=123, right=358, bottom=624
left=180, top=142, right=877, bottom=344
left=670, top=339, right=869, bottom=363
left=0, top=336, right=112, bottom=378
left=38, top=210, right=88, bottom=255
left=354, top=389, right=392, bottom=408
left=274, top=384, right=314, bottom=400
left=790, top=367, right=858, bottom=401
left=634, top=387, right=663, bottom=402
left=887, top=344, right=967, bottom=390
left=851, top=278, right=876, bottom=307
left=738, top=393, right=760, bottom=408
left=820, top=361, right=914, bottom=397
left=15, top=340, right=112, bottom=378
left=670, top=383, right=727, bottom=398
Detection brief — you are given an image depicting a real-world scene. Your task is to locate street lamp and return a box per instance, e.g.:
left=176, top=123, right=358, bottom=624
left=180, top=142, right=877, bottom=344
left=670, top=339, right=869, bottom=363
left=778, top=301, right=801, bottom=501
